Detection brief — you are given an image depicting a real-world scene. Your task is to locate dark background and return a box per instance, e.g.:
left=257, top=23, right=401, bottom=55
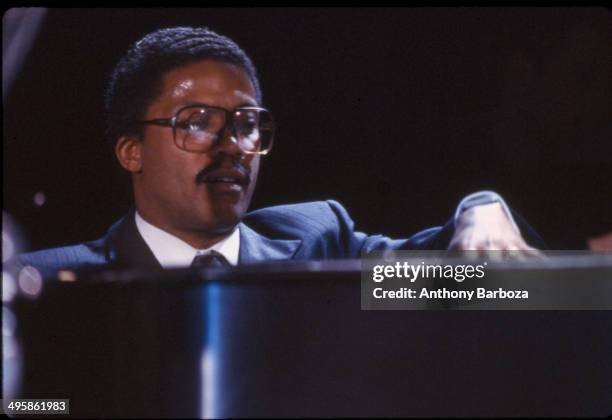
left=4, top=7, right=612, bottom=251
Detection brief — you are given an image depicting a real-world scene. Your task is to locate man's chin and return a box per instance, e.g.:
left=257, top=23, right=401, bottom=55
left=190, top=195, right=250, bottom=235
left=205, top=208, right=244, bottom=234
left=208, top=219, right=241, bottom=235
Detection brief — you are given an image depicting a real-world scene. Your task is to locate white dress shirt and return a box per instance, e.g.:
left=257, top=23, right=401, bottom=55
left=134, top=211, right=240, bottom=268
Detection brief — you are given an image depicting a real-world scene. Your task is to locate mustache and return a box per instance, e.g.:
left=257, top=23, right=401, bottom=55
left=195, top=160, right=252, bottom=185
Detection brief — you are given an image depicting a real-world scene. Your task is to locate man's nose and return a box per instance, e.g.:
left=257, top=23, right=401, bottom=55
left=211, top=125, right=245, bottom=159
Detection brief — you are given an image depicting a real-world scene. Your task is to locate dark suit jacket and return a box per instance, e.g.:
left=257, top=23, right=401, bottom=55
left=17, top=200, right=544, bottom=279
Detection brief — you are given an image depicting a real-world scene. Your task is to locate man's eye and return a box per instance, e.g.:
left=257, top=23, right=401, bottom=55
left=178, top=118, right=208, bottom=132
left=243, top=119, right=257, bottom=130
left=237, top=113, right=258, bottom=131
left=188, top=121, right=208, bottom=131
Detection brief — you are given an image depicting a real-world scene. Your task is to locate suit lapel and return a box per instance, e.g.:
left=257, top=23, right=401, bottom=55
left=105, top=210, right=162, bottom=269
left=238, top=223, right=301, bottom=264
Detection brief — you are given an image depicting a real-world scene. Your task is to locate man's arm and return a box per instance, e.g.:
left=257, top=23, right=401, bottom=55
left=327, top=191, right=545, bottom=253
left=244, top=194, right=545, bottom=259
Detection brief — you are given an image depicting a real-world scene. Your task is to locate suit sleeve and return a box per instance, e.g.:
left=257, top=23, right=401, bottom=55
left=325, top=200, right=449, bottom=255
left=325, top=199, right=546, bottom=256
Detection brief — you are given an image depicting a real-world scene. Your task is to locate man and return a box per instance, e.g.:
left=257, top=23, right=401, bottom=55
left=18, top=27, right=543, bottom=278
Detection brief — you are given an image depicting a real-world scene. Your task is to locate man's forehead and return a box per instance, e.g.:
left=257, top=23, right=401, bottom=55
left=162, top=61, right=257, bottom=106
left=166, top=85, right=257, bottom=110
left=233, top=89, right=257, bottom=105
left=171, top=80, right=194, bottom=98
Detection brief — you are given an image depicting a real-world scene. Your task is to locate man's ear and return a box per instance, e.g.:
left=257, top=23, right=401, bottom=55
left=115, top=136, right=143, bottom=173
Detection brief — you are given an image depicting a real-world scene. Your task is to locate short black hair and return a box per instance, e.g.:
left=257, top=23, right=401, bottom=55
left=104, top=26, right=262, bottom=144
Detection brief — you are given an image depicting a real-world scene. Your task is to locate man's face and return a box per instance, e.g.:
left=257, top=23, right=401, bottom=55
left=127, top=59, right=261, bottom=239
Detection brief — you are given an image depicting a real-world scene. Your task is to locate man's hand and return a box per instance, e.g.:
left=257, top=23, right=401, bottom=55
left=449, top=202, right=537, bottom=252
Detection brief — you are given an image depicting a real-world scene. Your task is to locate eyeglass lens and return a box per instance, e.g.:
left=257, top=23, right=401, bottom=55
left=176, top=107, right=273, bottom=153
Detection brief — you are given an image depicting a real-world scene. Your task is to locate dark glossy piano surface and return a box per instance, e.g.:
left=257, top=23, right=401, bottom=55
left=9, top=255, right=612, bottom=417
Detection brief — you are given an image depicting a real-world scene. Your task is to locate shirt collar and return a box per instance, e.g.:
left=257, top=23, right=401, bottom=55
left=134, top=211, right=240, bottom=268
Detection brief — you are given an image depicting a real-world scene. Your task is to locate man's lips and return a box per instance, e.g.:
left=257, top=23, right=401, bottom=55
left=196, top=164, right=251, bottom=189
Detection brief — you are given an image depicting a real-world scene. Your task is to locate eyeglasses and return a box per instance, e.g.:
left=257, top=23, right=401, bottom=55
left=137, top=105, right=275, bottom=155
